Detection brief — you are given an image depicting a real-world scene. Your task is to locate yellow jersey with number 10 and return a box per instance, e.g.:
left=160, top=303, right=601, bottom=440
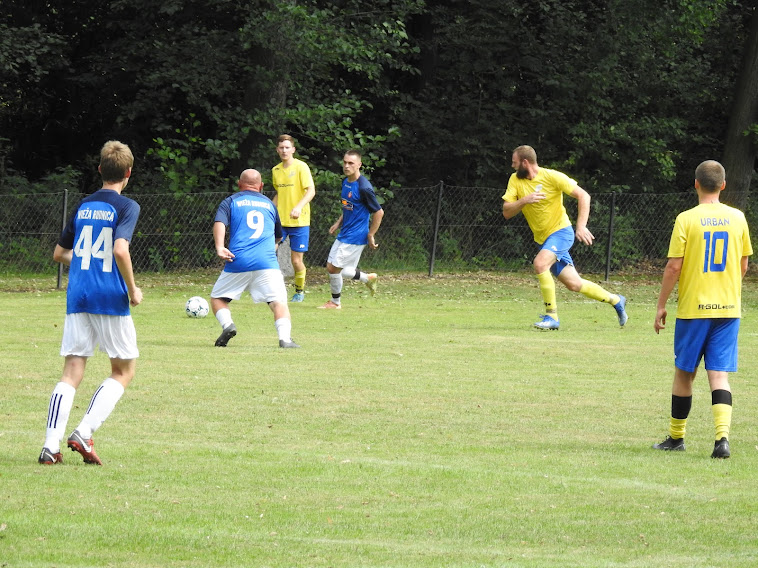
left=271, top=158, right=315, bottom=228
left=668, top=202, right=752, bottom=319
left=502, top=168, right=577, bottom=244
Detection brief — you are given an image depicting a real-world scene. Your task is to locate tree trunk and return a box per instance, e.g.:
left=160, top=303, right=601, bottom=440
left=721, top=6, right=758, bottom=210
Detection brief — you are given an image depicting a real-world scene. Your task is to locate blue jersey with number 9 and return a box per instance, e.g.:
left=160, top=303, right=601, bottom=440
left=59, top=189, right=141, bottom=316
left=215, top=190, right=282, bottom=273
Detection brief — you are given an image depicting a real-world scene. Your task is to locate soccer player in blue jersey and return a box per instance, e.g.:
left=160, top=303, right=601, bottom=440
left=318, top=150, right=384, bottom=309
left=211, top=169, right=299, bottom=348
left=39, top=140, right=142, bottom=466
left=502, top=145, right=628, bottom=330
left=653, top=160, right=752, bottom=459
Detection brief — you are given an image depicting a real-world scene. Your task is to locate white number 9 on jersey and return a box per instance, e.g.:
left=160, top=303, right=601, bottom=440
left=246, top=210, right=265, bottom=239
left=74, top=225, right=114, bottom=272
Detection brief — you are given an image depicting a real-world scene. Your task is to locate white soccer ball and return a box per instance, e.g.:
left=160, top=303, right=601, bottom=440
left=185, top=296, right=209, bottom=318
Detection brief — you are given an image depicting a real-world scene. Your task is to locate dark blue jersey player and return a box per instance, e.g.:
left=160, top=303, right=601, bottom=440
left=40, top=140, right=142, bottom=466
left=319, top=150, right=384, bottom=309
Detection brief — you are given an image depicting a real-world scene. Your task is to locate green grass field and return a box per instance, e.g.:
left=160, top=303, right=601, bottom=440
left=3, top=271, right=758, bottom=567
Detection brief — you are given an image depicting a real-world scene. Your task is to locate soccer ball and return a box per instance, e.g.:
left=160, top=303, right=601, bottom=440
left=185, top=296, right=209, bottom=318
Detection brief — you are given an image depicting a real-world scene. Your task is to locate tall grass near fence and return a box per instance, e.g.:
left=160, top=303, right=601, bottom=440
left=3, top=272, right=758, bottom=567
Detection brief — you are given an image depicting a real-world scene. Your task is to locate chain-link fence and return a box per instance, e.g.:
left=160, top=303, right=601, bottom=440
left=1, top=185, right=753, bottom=283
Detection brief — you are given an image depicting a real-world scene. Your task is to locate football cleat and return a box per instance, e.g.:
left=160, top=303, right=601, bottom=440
left=652, top=436, right=685, bottom=452
left=317, top=300, right=341, bottom=310
left=38, top=447, right=63, bottom=465
left=215, top=323, right=237, bottom=347
left=614, top=295, right=629, bottom=327
left=291, top=292, right=305, bottom=303
left=534, top=314, right=559, bottom=330
left=279, top=339, right=301, bottom=349
left=67, top=430, right=102, bottom=465
left=711, top=437, right=730, bottom=459
left=366, top=273, right=378, bottom=296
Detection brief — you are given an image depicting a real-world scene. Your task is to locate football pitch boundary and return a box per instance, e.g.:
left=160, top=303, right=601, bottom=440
left=3, top=271, right=758, bottom=567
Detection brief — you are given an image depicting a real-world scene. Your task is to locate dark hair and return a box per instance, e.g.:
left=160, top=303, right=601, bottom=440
left=695, top=160, right=725, bottom=193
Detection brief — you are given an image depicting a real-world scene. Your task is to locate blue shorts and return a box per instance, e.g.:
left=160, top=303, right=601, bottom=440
left=281, top=226, right=310, bottom=253
left=674, top=318, right=740, bottom=373
left=540, top=227, right=575, bottom=277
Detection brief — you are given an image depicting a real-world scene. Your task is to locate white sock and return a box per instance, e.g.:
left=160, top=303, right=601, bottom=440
left=76, top=378, right=125, bottom=439
left=44, top=382, right=76, bottom=452
left=329, top=273, right=343, bottom=303
left=215, top=308, right=233, bottom=329
left=342, top=267, right=368, bottom=283
left=275, top=318, right=292, bottom=342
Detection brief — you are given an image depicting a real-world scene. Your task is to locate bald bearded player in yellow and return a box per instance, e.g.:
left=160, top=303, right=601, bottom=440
left=502, top=145, right=628, bottom=330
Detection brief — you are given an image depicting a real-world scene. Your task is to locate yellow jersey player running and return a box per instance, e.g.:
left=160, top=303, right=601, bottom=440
left=502, top=145, right=628, bottom=330
left=653, top=160, right=752, bottom=459
left=271, top=134, right=316, bottom=302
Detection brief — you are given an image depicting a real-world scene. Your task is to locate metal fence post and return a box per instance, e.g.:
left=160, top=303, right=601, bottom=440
left=57, top=189, right=68, bottom=289
left=604, top=192, right=617, bottom=282
left=429, top=181, right=444, bottom=277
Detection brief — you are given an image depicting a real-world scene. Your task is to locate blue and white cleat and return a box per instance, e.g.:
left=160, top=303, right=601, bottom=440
left=291, top=292, right=305, bottom=303
left=614, top=295, right=628, bottom=327
left=534, top=314, right=559, bottom=330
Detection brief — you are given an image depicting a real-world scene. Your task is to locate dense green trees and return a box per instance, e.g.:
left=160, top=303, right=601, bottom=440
left=1, top=0, right=755, bottom=199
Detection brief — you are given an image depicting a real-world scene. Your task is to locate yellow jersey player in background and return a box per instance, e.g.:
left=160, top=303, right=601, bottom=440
left=502, top=145, right=628, bottom=330
left=271, top=134, right=316, bottom=302
left=653, top=160, right=752, bottom=459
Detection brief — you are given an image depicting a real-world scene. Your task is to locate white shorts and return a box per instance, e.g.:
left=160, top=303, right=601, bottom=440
left=211, top=269, right=287, bottom=304
left=327, top=240, right=366, bottom=270
left=60, top=313, right=139, bottom=360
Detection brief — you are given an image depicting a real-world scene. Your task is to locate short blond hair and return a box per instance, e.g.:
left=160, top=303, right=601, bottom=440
left=99, top=140, right=133, bottom=183
left=514, top=145, right=537, bottom=164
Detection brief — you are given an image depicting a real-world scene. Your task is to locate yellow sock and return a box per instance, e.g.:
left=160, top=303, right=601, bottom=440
left=294, top=269, right=306, bottom=293
left=537, top=271, right=557, bottom=315
left=669, top=417, right=687, bottom=439
left=712, top=403, right=732, bottom=440
left=579, top=279, right=618, bottom=304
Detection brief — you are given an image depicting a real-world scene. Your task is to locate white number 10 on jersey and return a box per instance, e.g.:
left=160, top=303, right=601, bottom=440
left=74, top=225, right=114, bottom=272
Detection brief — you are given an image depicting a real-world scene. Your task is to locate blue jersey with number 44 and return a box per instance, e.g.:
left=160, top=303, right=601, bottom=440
left=215, top=190, right=282, bottom=272
left=59, top=189, right=141, bottom=316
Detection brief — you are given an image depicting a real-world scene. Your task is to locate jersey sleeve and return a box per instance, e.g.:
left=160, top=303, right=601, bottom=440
left=359, top=179, right=382, bottom=213
left=503, top=174, right=518, bottom=202
left=740, top=214, right=753, bottom=257
left=552, top=170, right=578, bottom=195
left=114, top=200, right=140, bottom=242
left=667, top=214, right=687, bottom=258
left=298, top=161, right=315, bottom=190
left=214, top=196, right=232, bottom=226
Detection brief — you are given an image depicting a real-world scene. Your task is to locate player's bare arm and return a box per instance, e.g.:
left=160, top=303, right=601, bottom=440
left=571, top=186, right=595, bottom=245
left=654, top=257, right=682, bottom=334
left=213, top=221, right=234, bottom=262
left=502, top=189, right=545, bottom=219
left=367, top=208, right=384, bottom=249
left=53, top=244, right=73, bottom=266
left=329, top=214, right=343, bottom=235
left=114, top=238, right=142, bottom=306
left=291, top=185, right=315, bottom=219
